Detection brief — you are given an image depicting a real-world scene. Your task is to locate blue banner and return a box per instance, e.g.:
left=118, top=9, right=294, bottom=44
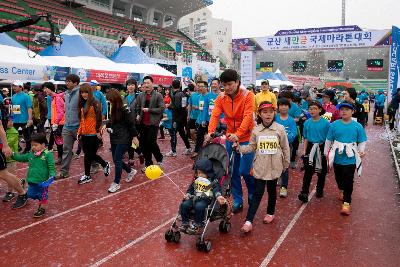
left=389, top=26, right=400, bottom=96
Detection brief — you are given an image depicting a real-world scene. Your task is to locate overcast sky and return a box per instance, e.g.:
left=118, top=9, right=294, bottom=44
left=208, top=0, right=400, bottom=38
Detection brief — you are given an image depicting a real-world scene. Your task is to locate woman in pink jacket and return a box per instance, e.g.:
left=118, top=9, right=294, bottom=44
left=42, top=82, right=65, bottom=164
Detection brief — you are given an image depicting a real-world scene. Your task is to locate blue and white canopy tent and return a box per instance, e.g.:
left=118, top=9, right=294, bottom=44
left=0, top=32, right=50, bottom=81
left=111, top=36, right=175, bottom=78
left=40, top=22, right=122, bottom=72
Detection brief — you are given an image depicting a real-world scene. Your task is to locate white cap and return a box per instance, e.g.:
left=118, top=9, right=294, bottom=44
left=90, top=80, right=99, bottom=86
left=13, top=80, right=24, bottom=87
left=273, top=88, right=279, bottom=93
left=2, top=87, right=9, bottom=92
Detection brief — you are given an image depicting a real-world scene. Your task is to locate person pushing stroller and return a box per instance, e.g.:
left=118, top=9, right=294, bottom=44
left=180, top=158, right=226, bottom=234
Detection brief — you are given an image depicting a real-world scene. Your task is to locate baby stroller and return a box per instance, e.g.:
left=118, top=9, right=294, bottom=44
left=165, top=141, right=233, bottom=252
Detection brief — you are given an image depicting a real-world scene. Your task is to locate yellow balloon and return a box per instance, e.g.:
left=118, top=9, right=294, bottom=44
left=145, top=165, right=163, bottom=180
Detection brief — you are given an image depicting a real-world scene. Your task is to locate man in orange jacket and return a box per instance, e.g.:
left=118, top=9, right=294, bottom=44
left=205, top=69, right=255, bottom=213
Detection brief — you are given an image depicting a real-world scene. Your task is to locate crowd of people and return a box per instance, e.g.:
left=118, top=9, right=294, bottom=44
left=0, top=69, right=387, bottom=230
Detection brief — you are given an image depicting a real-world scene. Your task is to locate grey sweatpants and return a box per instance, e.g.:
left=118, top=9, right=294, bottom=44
left=60, top=127, right=78, bottom=175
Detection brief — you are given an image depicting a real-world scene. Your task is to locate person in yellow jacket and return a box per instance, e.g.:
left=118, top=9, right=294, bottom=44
left=254, top=80, right=277, bottom=112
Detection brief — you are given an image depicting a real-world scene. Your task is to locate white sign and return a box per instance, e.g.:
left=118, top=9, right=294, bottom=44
left=240, top=51, right=256, bottom=87
left=256, top=30, right=389, bottom=51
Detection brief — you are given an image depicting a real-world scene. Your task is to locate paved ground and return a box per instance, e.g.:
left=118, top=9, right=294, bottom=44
left=0, top=119, right=399, bottom=267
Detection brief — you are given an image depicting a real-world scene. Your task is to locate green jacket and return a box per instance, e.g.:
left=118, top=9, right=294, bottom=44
left=6, top=127, right=19, bottom=163
left=12, top=149, right=56, bottom=184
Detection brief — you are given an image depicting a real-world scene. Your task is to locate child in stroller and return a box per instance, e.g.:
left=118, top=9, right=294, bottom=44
left=180, top=158, right=226, bottom=234
left=165, top=143, right=232, bottom=252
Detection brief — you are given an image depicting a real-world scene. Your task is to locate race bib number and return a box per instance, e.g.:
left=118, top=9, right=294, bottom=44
left=199, top=100, right=204, bottom=111
left=208, top=104, right=215, bottom=115
left=12, top=105, right=21, bottom=115
left=194, top=177, right=211, bottom=194
left=322, top=112, right=332, bottom=121
left=181, top=97, right=187, bottom=108
left=258, top=135, right=279, bottom=155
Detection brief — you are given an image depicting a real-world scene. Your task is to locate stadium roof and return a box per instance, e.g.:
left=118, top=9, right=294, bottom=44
left=133, top=0, right=213, bottom=17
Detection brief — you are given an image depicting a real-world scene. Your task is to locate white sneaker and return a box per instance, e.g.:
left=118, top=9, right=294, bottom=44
left=165, top=151, right=177, bottom=157
left=182, top=148, right=192, bottom=155
left=78, top=175, right=92, bottom=185
left=108, top=182, right=120, bottom=193
left=126, top=169, right=137, bottom=183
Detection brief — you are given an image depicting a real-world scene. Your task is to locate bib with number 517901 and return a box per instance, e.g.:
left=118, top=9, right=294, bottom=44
left=258, top=135, right=279, bottom=155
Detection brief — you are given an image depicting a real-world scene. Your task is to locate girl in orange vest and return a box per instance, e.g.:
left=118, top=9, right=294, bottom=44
left=77, top=84, right=110, bottom=185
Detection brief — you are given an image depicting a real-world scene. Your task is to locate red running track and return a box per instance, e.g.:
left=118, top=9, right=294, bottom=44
left=0, top=123, right=399, bottom=267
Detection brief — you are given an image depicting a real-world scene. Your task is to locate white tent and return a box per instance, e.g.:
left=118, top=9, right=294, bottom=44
left=111, top=36, right=175, bottom=77
left=40, top=22, right=122, bottom=72
left=0, top=32, right=50, bottom=81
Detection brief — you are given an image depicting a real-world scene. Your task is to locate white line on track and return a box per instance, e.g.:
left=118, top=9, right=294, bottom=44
left=90, top=217, right=175, bottom=267
left=0, top=164, right=191, bottom=240
left=259, top=188, right=316, bottom=267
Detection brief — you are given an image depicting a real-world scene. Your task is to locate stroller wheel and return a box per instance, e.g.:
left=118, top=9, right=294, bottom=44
left=165, top=229, right=174, bottom=242
left=219, top=221, right=231, bottom=233
left=173, top=231, right=181, bottom=243
left=204, top=240, right=212, bottom=252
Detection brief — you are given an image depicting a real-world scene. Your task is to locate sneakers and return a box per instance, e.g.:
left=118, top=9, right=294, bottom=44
left=316, top=190, right=324, bottom=198
left=279, top=187, right=288, bottom=198
left=298, top=193, right=309, bottom=203
left=263, top=214, right=275, bottom=224
left=182, top=148, right=192, bottom=155
left=108, top=182, right=120, bottom=193
left=141, top=167, right=147, bottom=173
left=190, top=152, right=198, bottom=159
left=165, top=151, right=177, bottom=157
left=157, top=162, right=164, bottom=168
left=3, top=192, right=16, bottom=202
left=338, top=190, right=344, bottom=201
left=33, top=207, right=45, bottom=218
left=240, top=221, right=253, bottom=233
left=78, top=175, right=92, bottom=185
left=12, top=194, right=28, bottom=209
left=103, top=162, right=111, bottom=177
left=72, top=153, right=80, bottom=160
left=56, top=172, right=69, bottom=180
left=341, top=202, right=351, bottom=216
left=232, top=203, right=243, bottom=214
left=187, top=224, right=203, bottom=235
left=126, top=169, right=137, bottom=183
left=290, top=162, right=297, bottom=169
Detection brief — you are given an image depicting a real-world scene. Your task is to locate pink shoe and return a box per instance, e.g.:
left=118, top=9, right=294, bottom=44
left=240, top=221, right=252, bottom=233
left=263, top=214, right=275, bottom=224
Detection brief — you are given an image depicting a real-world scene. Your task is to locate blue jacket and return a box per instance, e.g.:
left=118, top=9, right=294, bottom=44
left=64, top=86, right=80, bottom=128
left=376, top=93, right=385, bottom=108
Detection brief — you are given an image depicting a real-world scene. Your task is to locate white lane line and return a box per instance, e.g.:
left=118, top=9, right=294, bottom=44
left=259, top=188, right=316, bottom=267
left=90, top=217, right=175, bottom=267
left=386, top=125, right=400, bottom=183
left=0, top=165, right=190, bottom=240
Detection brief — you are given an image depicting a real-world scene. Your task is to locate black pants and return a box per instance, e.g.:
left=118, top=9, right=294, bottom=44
left=159, top=125, right=165, bottom=139
left=194, top=123, right=208, bottom=153
left=290, top=137, right=299, bottom=163
left=33, top=118, right=46, bottom=133
left=171, top=120, right=191, bottom=152
left=374, top=106, right=384, bottom=119
left=245, top=178, right=277, bottom=223
left=81, top=135, right=106, bottom=176
left=13, top=123, right=31, bottom=152
left=301, top=143, right=327, bottom=195
left=48, top=125, right=63, bottom=160
left=333, top=164, right=356, bottom=204
left=139, top=125, right=163, bottom=166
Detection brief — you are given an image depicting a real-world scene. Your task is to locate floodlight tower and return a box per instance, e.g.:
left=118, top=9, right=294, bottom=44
left=342, top=0, right=346, bottom=26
